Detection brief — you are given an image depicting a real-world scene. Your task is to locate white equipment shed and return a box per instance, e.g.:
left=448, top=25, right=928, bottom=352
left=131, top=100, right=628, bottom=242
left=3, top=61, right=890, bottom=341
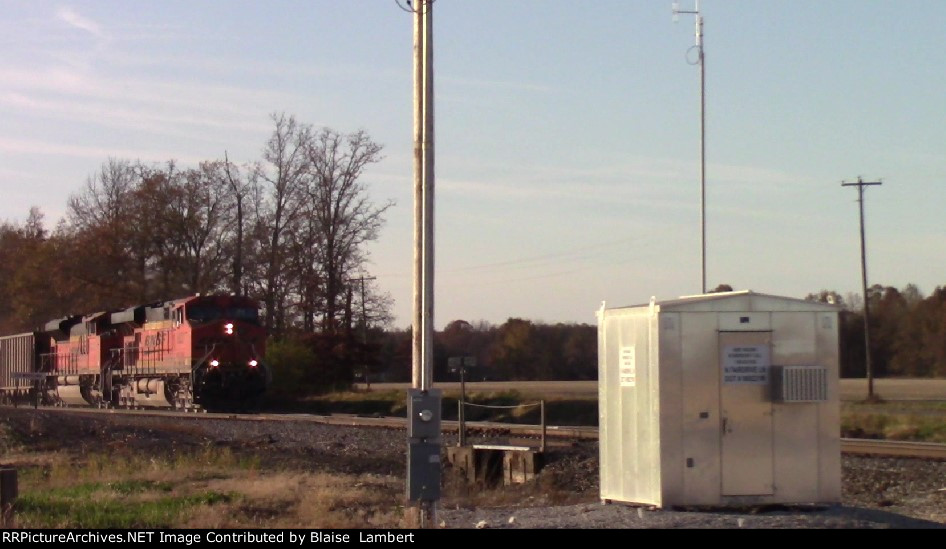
left=597, top=291, right=841, bottom=507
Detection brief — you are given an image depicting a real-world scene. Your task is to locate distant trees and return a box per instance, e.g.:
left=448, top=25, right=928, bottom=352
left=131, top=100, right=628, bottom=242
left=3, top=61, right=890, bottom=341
left=0, top=114, right=393, bottom=344
left=376, top=319, right=598, bottom=382
left=808, top=284, right=946, bottom=378
left=372, top=282, right=946, bottom=383
left=0, top=207, right=72, bottom=332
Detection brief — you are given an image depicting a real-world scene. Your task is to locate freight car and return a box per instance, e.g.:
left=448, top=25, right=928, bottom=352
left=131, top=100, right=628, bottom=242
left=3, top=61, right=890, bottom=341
left=0, top=294, right=269, bottom=410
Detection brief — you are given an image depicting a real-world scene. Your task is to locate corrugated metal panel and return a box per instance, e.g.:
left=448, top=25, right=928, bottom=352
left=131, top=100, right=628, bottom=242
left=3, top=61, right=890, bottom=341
left=773, top=365, right=828, bottom=402
left=0, top=332, right=38, bottom=390
left=601, top=298, right=840, bottom=507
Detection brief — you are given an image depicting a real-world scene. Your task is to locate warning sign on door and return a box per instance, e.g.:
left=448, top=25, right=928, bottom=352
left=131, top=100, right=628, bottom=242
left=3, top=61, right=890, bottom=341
left=723, top=345, right=769, bottom=385
left=620, top=346, right=636, bottom=387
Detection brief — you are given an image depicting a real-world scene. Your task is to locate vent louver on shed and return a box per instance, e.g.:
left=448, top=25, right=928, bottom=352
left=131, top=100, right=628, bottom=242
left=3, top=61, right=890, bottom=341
left=773, top=365, right=828, bottom=402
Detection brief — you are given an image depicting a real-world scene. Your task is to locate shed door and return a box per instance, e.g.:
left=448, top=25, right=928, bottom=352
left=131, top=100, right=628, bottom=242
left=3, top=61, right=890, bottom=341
left=719, top=331, right=774, bottom=496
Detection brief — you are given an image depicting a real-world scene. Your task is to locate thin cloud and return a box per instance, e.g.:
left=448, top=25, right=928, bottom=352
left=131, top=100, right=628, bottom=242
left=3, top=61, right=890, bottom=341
left=0, top=136, right=206, bottom=165
left=440, top=75, right=555, bottom=94
left=0, top=90, right=272, bottom=136
left=712, top=163, right=815, bottom=188
left=56, top=6, right=106, bottom=39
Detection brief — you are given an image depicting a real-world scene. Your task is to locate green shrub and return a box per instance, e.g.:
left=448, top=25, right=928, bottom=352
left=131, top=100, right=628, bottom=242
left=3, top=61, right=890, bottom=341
left=265, top=338, right=318, bottom=396
left=265, top=335, right=356, bottom=397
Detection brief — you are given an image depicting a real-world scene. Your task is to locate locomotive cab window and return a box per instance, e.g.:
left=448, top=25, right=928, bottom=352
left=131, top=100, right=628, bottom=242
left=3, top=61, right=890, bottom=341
left=186, top=305, right=259, bottom=324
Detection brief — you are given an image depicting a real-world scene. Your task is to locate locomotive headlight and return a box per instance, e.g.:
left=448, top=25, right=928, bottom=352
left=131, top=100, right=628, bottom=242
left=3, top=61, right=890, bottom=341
left=249, top=360, right=258, bottom=368
left=224, top=323, right=234, bottom=335
left=210, top=359, right=220, bottom=368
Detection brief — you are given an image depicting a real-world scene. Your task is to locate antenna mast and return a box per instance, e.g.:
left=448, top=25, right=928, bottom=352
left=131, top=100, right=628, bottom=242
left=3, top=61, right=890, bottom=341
left=672, top=0, right=707, bottom=294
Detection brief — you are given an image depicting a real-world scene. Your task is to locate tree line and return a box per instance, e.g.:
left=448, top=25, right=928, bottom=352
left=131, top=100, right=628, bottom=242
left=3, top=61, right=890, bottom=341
left=366, top=283, right=946, bottom=383
left=0, top=113, right=393, bottom=341
left=373, top=319, right=598, bottom=383
left=809, top=284, right=946, bottom=378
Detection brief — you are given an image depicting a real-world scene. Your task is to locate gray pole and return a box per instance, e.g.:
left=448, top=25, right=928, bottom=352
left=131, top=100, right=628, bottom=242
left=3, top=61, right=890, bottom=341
left=842, top=177, right=882, bottom=401
left=411, top=0, right=425, bottom=390
left=410, top=0, right=437, bottom=528
left=698, top=10, right=706, bottom=294
left=352, top=276, right=375, bottom=389
left=673, top=1, right=707, bottom=294
left=411, top=0, right=434, bottom=392
left=458, top=367, right=466, bottom=447
left=422, top=0, right=435, bottom=392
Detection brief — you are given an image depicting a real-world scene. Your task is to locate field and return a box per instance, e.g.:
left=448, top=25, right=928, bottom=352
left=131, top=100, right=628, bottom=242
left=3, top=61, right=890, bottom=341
left=344, top=378, right=946, bottom=442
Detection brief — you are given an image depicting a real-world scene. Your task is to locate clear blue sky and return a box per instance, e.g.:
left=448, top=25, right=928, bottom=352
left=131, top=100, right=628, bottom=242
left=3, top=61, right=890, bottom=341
left=1, top=1, right=944, bottom=328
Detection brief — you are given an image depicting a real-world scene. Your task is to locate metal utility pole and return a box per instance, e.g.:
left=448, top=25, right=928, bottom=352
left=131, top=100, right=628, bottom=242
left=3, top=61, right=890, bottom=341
left=411, top=1, right=435, bottom=393
left=672, top=1, right=707, bottom=294
left=405, top=0, right=440, bottom=529
left=842, top=177, right=882, bottom=401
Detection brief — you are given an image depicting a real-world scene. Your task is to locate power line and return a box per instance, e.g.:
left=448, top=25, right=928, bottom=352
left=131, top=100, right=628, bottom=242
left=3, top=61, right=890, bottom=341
left=378, top=233, right=658, bottom=280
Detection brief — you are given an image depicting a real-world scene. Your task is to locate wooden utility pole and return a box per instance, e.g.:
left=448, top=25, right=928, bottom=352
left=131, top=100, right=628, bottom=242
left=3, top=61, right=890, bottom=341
left=350, top=275, right=376, bottom=389
left=842, top=177, right=882, bottom=401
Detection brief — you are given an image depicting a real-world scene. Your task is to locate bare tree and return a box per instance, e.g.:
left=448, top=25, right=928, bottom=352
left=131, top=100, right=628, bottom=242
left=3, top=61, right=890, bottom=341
left=67, top=158, right=137, bottom=230
left=66, top=158, right=143, bottom=305
left=166, top=161, right=232, bottom=294
left=305, top=128, right=391, bottom=335
left=133, top=161, right=182, bottom=300
left=252, top=113, right=312, bottom=334
left=224, top=152, right=251, bottom=296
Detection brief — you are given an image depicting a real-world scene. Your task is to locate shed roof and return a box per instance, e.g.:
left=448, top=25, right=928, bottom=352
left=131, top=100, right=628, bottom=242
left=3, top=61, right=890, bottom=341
left=613, top=290, right=839, bottom=313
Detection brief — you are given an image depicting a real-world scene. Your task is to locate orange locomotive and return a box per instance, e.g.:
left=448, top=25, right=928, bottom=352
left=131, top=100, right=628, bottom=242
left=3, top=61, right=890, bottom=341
left=36, top=294, right=269, bottom=410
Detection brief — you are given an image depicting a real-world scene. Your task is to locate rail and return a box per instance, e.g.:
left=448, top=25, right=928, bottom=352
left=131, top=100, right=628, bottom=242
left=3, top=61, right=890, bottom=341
left=6, top=405, right=946, bottom=460
left=840, top=438, right=946, bottom=460
left=460, top=399, right=548, bottom=451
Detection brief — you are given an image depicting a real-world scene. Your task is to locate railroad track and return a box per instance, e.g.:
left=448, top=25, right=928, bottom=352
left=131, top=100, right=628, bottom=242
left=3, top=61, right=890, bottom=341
left=839, top=438, right=946, bottom=459
left=7, top=405, right=946, bottom=460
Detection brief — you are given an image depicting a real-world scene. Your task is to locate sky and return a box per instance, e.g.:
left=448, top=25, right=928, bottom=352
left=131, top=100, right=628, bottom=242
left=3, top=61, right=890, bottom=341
left=1, top=1, right=944, bottom=329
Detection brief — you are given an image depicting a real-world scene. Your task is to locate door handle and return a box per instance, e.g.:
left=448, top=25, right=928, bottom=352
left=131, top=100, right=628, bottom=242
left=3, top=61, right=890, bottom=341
left=722, top=417, right=730, bottom=434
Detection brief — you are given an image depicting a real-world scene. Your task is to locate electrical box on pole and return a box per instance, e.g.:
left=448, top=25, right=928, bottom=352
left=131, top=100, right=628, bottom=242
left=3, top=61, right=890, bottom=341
left=407, top=388, right=442, bottom=502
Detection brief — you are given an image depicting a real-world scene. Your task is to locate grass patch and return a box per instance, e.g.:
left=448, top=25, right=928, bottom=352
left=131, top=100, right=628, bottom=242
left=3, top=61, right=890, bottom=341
left=16, top=487, right=232, bottom=528
left=6, top=443, right=404, bottom=529
left=841, top=401, right=946, bottom=442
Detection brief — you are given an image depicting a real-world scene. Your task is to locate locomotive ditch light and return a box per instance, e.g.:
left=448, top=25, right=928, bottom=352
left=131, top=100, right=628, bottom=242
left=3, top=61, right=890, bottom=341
left=210, top=359, right=220, bottom=368
left=224, top=323, right=234, bottom=335
left=249, top=360, right=258, bottom=368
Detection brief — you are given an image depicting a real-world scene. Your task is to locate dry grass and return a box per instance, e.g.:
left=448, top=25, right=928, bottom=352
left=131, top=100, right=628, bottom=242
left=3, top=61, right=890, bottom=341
left=5, top=444, right=405, bottom=529
left=185, top=472, right=405, bottom=529
left=841, top=401, right=946, bottom=442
